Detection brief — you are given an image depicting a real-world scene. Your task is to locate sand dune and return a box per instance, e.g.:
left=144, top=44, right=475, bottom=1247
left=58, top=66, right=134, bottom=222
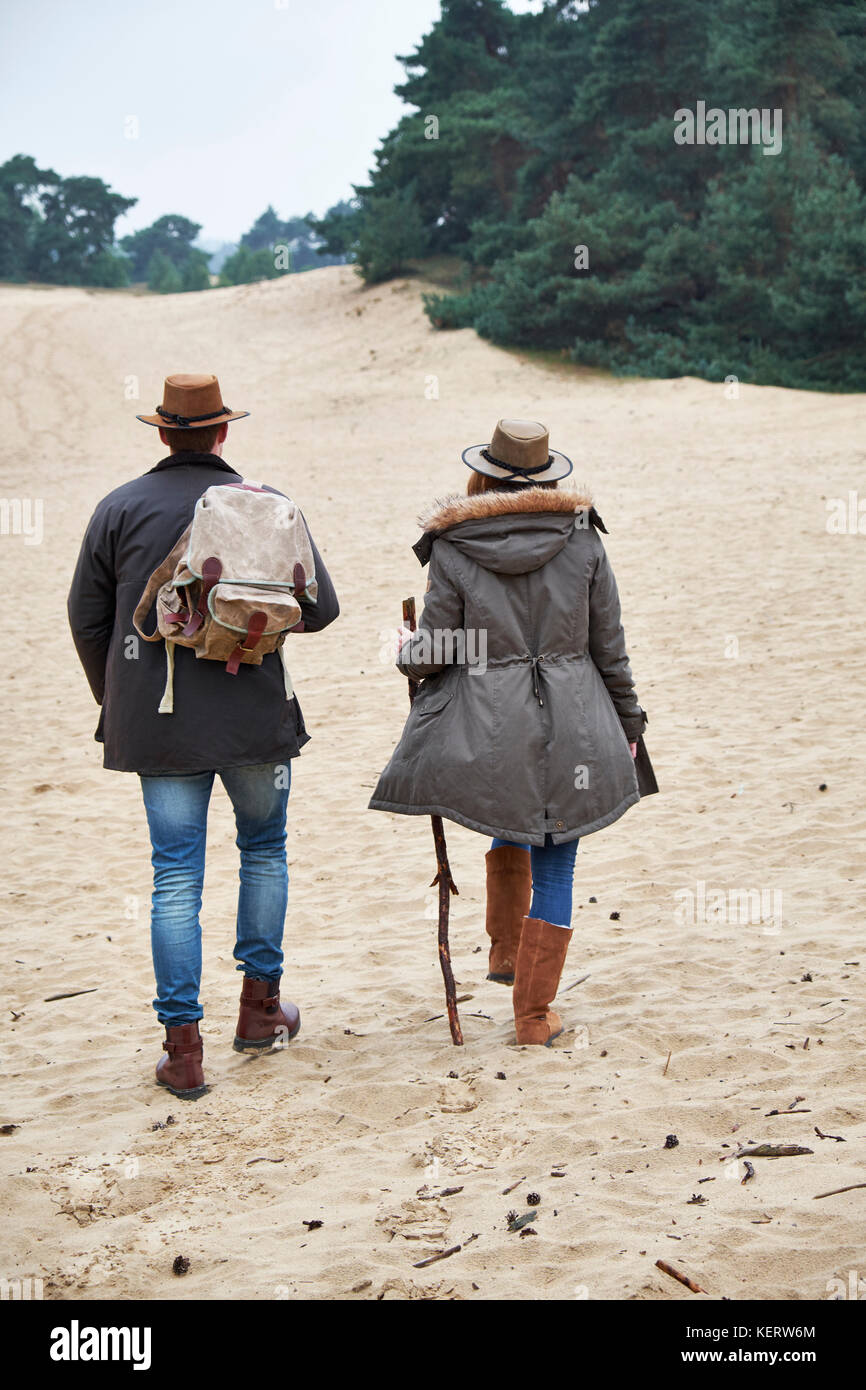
left=0, top=266, right=864, bottom=1300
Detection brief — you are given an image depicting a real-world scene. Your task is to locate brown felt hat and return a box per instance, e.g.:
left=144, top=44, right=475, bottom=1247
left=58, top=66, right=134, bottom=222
left=137, top=373, right=250, bottom=429
left=462, top=418, right=572, bottom=483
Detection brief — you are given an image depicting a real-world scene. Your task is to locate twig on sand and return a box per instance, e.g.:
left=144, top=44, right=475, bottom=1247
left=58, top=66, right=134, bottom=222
left=43, top=988, right=98, bottom=1001
left=766, top=1095, right=809, bottom=1116
left=741, top=1161, right=755, bottom=1184
left=414, top=1245, right=461, bottom=1268
left=733, top=1144, right=813, bottom=1159
left=501, top=1176, right=526, bottom=1195
left=563, top=974, right=590, bottom=992
left=663, top=1050, right=672, bottom=1076
left=246, top=1155, right=285, bottom=1166
left=772, top=1012, right=844, bottom=1026
left=655, top=1259, right=707, bottom=1294
left=813, top=1183, right=866, bottom=1200
left=814, top=1127, right=845, bottom=1142
left=413, top=1233, right=478, bottom=1268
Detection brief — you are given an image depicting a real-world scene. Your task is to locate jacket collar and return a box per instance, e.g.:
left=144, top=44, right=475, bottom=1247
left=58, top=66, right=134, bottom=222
left=148, top=451, right=242, bottom=476
left=413, top=485, right=606, bottom=565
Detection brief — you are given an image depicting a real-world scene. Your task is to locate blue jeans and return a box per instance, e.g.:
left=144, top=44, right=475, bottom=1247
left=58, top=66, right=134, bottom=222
left=139, top=763, right=291, bottom=1026
left=491, top=835, right=579, bottom=927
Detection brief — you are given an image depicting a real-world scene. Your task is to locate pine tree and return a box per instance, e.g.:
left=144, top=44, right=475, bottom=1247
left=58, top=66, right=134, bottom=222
left=410, top=0, right=866, bottom=389
left=146, top=250, right=183, bottom=294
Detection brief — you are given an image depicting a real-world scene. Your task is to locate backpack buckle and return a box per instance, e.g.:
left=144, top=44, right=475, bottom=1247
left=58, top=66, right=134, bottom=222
left=225, top=610, right=268, bottom=675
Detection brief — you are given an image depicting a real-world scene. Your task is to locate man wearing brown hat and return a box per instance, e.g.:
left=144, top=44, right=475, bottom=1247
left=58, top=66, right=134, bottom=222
left=68, top=374, right=339, bottom=1098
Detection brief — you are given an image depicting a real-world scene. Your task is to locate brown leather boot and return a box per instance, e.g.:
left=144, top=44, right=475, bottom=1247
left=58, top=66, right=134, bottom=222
left=155, top=1022, right=207, bottom=1099
left=485, top=845, right=532, bottom=984
left=513, top=917, right=573, bottom=1045
left=233, top=977, right=301, bottom=1053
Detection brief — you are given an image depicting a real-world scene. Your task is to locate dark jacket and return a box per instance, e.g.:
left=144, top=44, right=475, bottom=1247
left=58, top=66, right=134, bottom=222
left=369, top=486, right=656, bottom=845
left=67, top=450, right=339, bottom=774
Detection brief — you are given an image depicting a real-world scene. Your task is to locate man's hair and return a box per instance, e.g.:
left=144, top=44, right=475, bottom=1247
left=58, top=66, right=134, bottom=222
left=162, top=424, right=221, bottom=454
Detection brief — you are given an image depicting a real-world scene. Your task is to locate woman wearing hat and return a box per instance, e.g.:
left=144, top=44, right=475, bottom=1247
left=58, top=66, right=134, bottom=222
left=370, top=420, right=656, bottom=1046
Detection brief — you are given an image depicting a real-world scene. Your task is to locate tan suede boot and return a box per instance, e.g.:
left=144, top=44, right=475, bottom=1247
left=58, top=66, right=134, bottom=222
left=155, top=1022, right=207, bottom=1099
left=485, top=845, right=532, bottom=984
left=512, top=917, right=573, bottom=1045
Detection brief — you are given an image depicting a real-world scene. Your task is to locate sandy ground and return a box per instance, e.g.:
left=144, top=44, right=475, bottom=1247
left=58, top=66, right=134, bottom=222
left=0, top=266, right=864, bottom=1302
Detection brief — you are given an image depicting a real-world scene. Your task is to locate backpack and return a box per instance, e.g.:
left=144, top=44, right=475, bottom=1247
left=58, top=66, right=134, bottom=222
left=132, top=481, right=317, bottom=714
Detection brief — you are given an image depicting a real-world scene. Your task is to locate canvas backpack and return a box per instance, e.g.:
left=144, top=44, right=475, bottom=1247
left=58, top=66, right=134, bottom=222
left=132, top=481, right=317, bottom=714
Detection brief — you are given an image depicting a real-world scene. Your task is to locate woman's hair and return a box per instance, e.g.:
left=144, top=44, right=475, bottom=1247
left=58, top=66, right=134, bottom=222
left=467, top=471, right=558, bottom=496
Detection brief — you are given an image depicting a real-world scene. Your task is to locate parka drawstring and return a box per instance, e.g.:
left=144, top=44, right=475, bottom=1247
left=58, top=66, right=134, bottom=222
left=529, top=654, right=545, bottom=706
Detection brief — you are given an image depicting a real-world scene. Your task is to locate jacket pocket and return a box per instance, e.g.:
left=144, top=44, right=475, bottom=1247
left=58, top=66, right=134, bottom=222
left=414, top=684, right=454, bottom=717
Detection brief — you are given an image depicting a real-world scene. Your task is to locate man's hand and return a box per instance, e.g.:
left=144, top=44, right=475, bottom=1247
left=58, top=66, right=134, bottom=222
left=629, top=741, right=637, bottom=758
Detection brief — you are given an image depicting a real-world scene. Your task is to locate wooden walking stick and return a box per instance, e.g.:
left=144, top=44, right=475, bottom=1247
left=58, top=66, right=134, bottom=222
left=402, top=596, right=463, bottom=1046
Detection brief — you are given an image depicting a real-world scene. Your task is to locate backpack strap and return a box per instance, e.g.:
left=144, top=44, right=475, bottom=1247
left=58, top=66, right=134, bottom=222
left=279, top=641, right=294, bottom=701
left=132, top=525, right=192, bottom=641
left=158, top=641, right=176, bottom=715
left=182, top=555, right=222, bottom=636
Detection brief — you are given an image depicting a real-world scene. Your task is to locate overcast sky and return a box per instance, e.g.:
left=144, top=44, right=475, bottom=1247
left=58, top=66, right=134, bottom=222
left=0, top=0, right=545, bottom=245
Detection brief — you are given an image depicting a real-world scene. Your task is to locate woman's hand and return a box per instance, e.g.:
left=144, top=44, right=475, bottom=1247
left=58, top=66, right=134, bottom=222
left=629, top=741, right=637, bottom=758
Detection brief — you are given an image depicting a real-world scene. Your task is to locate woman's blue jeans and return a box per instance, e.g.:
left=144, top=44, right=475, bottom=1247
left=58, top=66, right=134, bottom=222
left=491, top=835, right=579, bottom=927
left=139, top=763, right=291, bottom=1026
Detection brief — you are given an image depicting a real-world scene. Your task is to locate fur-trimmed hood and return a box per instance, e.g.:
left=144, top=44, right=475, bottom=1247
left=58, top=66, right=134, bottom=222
left=413, top=486, right=607, bottom=571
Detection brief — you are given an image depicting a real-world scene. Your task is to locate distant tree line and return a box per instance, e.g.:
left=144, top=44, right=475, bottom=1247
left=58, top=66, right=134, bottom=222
left=0, top=153, right=351, bottom=293
left=121, top=215, right=212, bottom=292
left=219, top=203, right=353, bottom=284
left=0, top=154, right=134, bottom=287
left=313, top=0, right=866, bottom=391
